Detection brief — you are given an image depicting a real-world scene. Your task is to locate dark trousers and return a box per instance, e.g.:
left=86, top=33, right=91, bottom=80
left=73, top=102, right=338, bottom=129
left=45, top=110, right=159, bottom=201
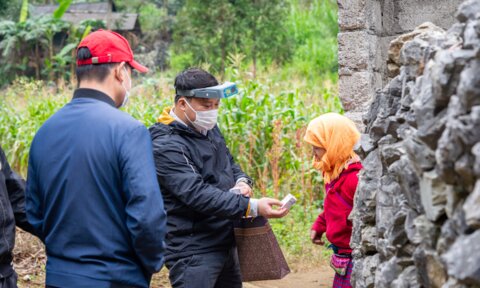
left=0, top=272, right=17, bottom=288
left=166, top=248, right=242, bottom=288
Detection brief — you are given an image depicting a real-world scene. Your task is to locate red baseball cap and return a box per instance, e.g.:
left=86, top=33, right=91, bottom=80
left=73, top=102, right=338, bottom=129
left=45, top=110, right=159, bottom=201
left=76, top=29, right=148, bottom=73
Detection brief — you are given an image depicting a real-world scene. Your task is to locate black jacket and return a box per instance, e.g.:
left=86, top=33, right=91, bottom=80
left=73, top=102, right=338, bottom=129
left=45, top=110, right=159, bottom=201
left=149, top=110, right=251, bottom=261
left=0, top=145, right=35, bottom=276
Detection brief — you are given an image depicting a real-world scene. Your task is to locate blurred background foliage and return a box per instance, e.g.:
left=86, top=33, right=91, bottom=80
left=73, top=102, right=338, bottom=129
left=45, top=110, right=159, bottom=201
left=0, top=0, right=338, bottom=86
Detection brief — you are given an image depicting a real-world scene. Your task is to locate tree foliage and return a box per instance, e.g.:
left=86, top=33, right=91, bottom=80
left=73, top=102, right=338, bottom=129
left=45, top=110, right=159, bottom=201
left=172, top=0, right=292, bottom=74
left=0, top=9, right=105, bottom=86
left=53, top=0, right=73, bottom=19
left=286, top=0, right=338, bottom=77
left=235, top=0, right=293, bottom=76
left=0, top=0, right=338, bottom=85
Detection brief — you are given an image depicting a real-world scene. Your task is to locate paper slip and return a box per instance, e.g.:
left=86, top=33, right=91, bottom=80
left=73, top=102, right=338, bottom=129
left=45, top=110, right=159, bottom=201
left=281, top=194, right=297, bottom=209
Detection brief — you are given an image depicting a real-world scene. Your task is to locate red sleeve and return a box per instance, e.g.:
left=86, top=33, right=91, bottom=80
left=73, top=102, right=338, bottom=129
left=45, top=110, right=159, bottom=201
left=340, top=171, right=360, bottom=204
left=311, top=212, right=326, bottom=234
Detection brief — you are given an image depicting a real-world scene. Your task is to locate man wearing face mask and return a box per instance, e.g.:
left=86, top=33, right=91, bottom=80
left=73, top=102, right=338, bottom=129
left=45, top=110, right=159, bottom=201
left=25, top=30, right=167, bottom=288
left=149, top=68, right=289, bottom=288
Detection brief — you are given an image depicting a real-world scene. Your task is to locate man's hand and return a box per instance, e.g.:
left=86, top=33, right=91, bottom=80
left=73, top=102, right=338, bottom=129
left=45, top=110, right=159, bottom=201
left=233, top=182, right=253, bottom=197
left=257, top=198, right=289, bottom=218
left=310, top=230, right=324, bottom=245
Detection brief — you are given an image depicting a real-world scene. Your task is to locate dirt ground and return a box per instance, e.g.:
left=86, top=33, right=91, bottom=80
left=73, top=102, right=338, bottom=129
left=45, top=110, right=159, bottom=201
left=14, top=229, right=334, bottom=288
left=148, top=268, right=334, bottom=288
left=244, top=268, right=334, bottom=288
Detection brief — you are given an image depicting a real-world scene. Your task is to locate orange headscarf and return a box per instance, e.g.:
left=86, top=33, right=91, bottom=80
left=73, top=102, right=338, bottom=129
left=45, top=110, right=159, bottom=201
left=304, top=113, right=361, bottom=184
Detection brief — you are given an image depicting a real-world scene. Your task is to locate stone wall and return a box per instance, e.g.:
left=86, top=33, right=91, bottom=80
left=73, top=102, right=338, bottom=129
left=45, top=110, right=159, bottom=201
left=350, top=1, right=480, bottom=287
left=337, top=0, right=464, bottom=124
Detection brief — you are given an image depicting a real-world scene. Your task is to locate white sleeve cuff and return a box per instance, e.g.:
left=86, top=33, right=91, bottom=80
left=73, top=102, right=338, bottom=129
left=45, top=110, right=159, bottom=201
left=249, top=198, right=258, bottom=218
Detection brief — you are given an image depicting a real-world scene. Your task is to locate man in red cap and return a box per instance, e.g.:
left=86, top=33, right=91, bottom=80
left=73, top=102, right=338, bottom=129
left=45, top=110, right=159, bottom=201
left=25, top=30, right=167, bottom=288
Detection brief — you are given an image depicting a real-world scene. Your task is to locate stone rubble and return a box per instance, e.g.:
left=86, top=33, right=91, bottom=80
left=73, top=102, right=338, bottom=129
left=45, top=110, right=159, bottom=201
left=351, top=0, right=480, bottom=287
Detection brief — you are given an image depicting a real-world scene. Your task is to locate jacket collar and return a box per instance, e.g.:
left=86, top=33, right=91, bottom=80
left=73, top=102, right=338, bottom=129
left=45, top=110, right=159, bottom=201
left=73, top=88, right=116, bottom=108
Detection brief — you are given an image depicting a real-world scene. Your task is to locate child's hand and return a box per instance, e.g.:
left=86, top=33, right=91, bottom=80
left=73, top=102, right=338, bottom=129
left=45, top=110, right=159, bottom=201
left=310, top=230, right=324, bottom=245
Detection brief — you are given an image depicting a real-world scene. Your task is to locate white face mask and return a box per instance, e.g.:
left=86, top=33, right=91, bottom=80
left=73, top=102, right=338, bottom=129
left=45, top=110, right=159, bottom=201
left=120, top=67, right=131, bottom=108
left=184, top=99, right=218, bottom=132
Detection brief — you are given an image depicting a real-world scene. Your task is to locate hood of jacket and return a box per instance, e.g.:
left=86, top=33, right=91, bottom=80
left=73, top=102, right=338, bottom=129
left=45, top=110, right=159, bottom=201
left=150, top=107, right=206, bottom=140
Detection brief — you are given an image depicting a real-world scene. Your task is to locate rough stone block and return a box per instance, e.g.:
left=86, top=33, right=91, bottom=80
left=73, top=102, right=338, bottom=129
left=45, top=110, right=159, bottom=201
left=377, top=175, right=401, bottom=207
left=462, top=20, right=480, bottom=49
left=373, top=72, right=384, bottom=94
left=405, top=213, right=437, bottom=248
left=379, top=36, right=398, bottom=81
left=458, top=59, right=480, bottom=109
left=404, top=136, right=436, bottom=172
left=337, top=0, right=382, bottom=32
left=361, top=254, right=380, bottom=288
left=454, top=153, right=476, bottom=190
left=395, top=0, right=464, bottom=32
left=437, top=220, right=457, bottom=255
left=456, top=0, right=480, bottom=22
left=338, top=31, right=376, bottom=71
left=345, top=110, right=367, bottom=131
left=356, top=134, right=376, bottom=158
left=361, top=226, right=377, bottom=253
left=385, top=207, right=410, bottom=246
left=391, top=266, right=419, bottom=288
left=445, top=185, right=462, bottom=220
left=473, top=143, right=480, bottom=177
left=376, top=205, right=395, bottom=237
left=425, top=250, right=448, bottom=288
left=375, top=257, right=402, bottom=287
left=350, top=257, right=363, bottom=288
left=356, top=175, right=377, bottom=209
left=442, top=230, right=480, bottom=283
left=337, top=0, right=367, bottom=31
left=380, top=141, right=405, bottom=167
left=463, top=180, right=480, bottom=229
left=339, top=72, right=373, bottom=111
left=419, top=171, right=450, bottom=222
left=430, top=49, right=473, bottom=112
left=389, top=156, right=424, bottom=214
left=414, top=248, right=448, bottom=288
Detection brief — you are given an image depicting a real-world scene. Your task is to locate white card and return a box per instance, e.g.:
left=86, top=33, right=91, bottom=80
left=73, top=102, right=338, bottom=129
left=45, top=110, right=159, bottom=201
left=281, top=194, right=297, bottom=209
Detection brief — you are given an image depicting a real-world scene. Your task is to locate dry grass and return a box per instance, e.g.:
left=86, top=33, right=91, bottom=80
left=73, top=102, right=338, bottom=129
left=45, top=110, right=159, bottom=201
left=13, top=230, right=45, bottom=288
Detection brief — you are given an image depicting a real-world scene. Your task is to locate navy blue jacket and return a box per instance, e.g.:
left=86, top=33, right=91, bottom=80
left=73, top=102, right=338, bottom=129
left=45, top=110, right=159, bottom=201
left=26, top=89, right=167, bottom=288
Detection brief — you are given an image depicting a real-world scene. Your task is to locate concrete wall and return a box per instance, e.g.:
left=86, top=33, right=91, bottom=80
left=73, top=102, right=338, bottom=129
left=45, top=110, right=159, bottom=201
left=337, top=0, right=464, bottom=125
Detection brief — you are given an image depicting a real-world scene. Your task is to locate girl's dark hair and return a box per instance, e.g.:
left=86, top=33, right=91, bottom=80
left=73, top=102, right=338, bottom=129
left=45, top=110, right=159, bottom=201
left=174, top=68, right=218, bottom=103
left=75, top=47, right=118, bottom=84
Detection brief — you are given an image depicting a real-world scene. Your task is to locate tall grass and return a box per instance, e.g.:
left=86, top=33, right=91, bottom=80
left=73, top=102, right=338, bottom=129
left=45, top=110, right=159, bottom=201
left=0, top=78, right=68, bottom=172
left=284, top=0, right=338, bottom=80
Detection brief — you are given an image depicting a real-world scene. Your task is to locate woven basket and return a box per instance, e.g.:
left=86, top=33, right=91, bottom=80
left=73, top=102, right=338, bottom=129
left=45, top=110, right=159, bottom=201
left=234, top=216, right=290, bottom=282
